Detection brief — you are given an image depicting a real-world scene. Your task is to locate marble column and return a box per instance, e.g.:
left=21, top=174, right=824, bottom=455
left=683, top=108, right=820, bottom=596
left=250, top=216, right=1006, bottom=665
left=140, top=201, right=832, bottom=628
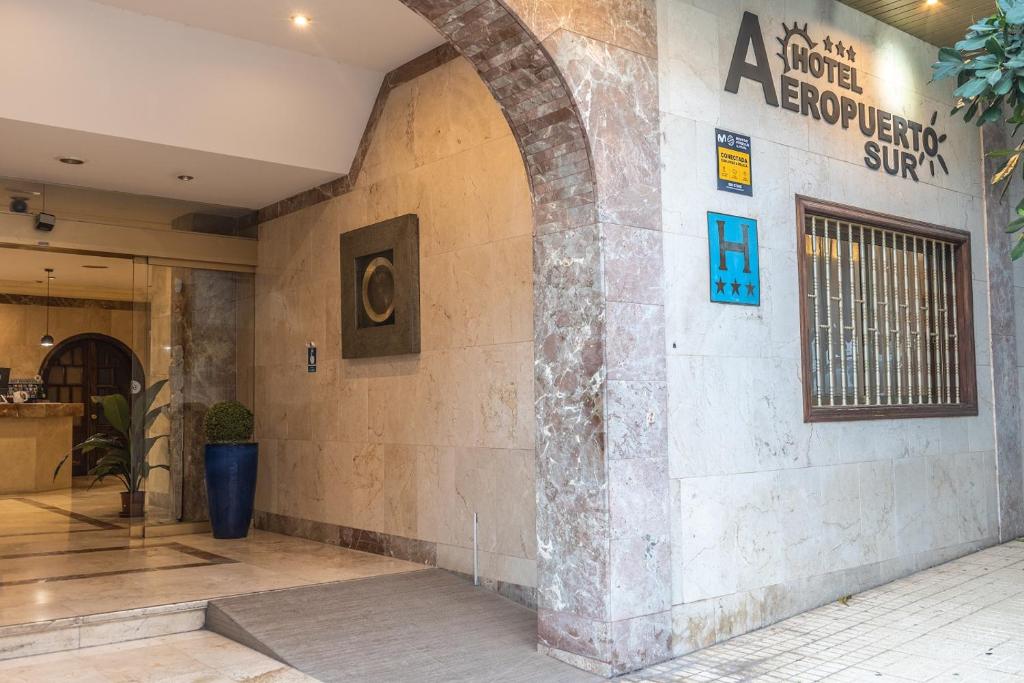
left=173, top=268, right=248, bottom=522
left=400, top=0, right=670, bottom=675
left=982, top=124, right=1024, bottom=541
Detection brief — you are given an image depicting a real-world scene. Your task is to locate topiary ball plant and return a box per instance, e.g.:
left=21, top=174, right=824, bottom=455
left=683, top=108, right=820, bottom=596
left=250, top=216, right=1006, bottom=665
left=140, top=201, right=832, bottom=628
left=204, top=401, right=254, bottom=444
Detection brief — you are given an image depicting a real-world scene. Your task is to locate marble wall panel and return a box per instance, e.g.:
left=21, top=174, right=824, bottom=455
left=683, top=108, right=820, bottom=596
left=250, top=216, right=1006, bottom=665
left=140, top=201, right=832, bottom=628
left=505, top=0, right=658, bottom=58
left=546, top=29, right=661, bottom=231
left=661, top=0, right=1004, bottom=655
left=254, top=57, right=536, bottom=590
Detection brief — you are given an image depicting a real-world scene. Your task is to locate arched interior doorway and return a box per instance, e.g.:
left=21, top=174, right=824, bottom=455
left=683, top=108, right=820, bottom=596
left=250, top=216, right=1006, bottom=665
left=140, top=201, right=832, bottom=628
left=40, top=333, right=143, bottom=475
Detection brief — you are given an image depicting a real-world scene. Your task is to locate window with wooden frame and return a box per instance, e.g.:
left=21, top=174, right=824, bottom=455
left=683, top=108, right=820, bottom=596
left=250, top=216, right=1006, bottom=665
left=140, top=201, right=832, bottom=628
left=796, top=197, right=977, bottom=422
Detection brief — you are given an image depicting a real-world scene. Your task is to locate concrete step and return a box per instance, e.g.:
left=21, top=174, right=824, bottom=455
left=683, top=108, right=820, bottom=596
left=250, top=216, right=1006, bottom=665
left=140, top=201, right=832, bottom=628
left=0, top=600, right=206, bottom=660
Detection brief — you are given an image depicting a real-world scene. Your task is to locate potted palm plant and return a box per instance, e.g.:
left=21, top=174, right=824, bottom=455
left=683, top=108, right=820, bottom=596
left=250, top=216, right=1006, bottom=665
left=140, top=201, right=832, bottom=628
left=54, top=379, right=169, bottom=518
left=203, top=401, right=258, bottom=539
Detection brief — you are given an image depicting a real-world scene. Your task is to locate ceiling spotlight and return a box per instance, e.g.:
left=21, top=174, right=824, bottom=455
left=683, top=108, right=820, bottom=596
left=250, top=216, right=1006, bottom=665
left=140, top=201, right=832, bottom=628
left=291, top=14, right=311, bottom=27
left=58, top=156, right=85, bottom=165
left=177, top=174, right=195, bottom=182
left=925, top=0, right=938, bottom=5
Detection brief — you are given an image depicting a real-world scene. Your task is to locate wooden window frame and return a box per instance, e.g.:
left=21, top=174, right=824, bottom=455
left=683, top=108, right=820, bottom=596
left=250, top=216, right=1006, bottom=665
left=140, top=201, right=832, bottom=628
left=795, top=196, right=978, bottom=423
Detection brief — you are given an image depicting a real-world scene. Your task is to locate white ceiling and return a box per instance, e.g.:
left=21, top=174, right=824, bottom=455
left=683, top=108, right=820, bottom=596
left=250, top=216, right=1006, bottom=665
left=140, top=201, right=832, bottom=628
left=0, top=118, right=340, bottom=210
left=0, top=0, right=446, bottom=210
left=0, top=248, right=135, bottom=300
left=91, top=0, right=444, bottom=72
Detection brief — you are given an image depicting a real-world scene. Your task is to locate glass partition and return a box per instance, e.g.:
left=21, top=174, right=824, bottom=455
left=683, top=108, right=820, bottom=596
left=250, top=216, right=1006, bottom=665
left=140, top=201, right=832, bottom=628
left=143, top=264, right=255, bottom=529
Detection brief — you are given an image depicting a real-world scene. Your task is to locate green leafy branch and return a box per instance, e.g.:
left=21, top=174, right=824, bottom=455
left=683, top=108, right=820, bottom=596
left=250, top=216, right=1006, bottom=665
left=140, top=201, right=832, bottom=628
left=933, top=0, right=1024, bottom=258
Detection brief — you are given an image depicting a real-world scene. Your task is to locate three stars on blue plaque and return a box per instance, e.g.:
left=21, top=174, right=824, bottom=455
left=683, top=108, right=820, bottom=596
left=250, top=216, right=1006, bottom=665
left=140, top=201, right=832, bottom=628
left=707, top=212, right=759, bottom=306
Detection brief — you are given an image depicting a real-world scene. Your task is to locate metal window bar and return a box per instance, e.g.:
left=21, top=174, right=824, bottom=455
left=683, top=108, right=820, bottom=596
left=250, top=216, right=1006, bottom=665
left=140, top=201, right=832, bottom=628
left=824, top=219, right=836, bottom=405
left=805, top=215, right=959, bottom=409
left=912, top=236, right=924, bottom=405
left=890, top=230, right=903, bottom=404
left=872, top=229, right=880, bottom=409
left=930, top=240, right=943, bottom=403
left=809, top=223, right=823, bottom=405
left=847, top=222, right=858, bottom=406
left=901, top=234, right=913, bottom=405
left=923, top=238, right=933, bottom=403
left=946, top=245, right=954, bottom=403
left=835, top=221, right=848, bottom=405
left=940, top=243, right=951, bottom=404
left=858, top=225, right=870, bottom=406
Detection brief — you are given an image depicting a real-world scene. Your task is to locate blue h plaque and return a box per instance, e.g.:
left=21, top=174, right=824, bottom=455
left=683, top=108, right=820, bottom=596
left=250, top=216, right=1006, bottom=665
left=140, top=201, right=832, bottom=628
left=708, top=212, right=759, bottom=306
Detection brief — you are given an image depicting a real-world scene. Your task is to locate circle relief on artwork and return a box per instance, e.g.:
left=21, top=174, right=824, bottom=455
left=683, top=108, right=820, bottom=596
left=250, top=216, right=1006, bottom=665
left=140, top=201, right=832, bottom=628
left=361, top=256, right=396, bottom=324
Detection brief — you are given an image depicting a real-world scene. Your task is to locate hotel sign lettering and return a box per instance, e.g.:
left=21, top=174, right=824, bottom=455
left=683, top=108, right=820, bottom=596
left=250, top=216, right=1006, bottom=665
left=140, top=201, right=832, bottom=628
left=724, top=12, right=949, bottom=182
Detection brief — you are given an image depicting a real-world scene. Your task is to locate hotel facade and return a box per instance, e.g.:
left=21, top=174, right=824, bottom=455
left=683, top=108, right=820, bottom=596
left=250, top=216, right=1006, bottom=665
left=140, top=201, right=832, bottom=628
left=0, top=0, right=1020, bottom=678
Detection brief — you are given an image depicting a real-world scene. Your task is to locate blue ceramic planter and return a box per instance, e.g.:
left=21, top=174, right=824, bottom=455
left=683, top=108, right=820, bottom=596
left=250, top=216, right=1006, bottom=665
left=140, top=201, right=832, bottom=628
left=204, top=443, right=258, bottom=539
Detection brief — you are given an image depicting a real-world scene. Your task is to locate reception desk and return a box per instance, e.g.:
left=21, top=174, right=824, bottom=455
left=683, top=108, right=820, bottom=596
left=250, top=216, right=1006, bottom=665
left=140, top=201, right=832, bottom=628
left=0, top=403, right=84, bottom=494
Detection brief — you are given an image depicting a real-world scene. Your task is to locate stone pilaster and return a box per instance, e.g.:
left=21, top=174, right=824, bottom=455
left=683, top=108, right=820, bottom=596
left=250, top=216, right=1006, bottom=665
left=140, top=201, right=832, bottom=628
left=982, top=124, right=1024, bottom=541
left=398, top=0, right=669, bottom=675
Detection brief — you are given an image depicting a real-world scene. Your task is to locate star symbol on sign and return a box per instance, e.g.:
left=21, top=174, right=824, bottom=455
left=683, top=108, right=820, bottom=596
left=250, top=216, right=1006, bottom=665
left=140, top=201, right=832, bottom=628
left=823, top=35, right=834, bottom=53
left=746, top=283, right=756, bottom=296
left=731, top=280, right=741, bottom=295
left=715, top=278, right=726, bottom=294
left=835, top=41, right=846, bottom=58
left=846, top=45, right=856, bottom=62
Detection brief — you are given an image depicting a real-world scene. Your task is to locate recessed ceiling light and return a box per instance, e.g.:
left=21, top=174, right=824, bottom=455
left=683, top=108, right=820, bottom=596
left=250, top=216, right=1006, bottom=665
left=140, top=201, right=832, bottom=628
left=925, top=0, right=938, bottom=5
left=291, top=14, right=311, bottom=27
left=177, top=174, right=195, bottom=182
left=58, top=156, right=85, bottom=165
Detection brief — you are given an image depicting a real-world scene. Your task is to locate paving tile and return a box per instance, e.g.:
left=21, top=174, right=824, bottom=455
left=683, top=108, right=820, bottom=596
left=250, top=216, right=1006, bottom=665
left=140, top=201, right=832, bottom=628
left=626, top=540, right=1024, bottom=682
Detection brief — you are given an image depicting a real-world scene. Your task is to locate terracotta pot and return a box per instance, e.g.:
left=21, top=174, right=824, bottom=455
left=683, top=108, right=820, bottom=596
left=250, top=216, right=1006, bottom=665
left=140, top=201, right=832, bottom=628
left=120, top=491, right=145, bottom=518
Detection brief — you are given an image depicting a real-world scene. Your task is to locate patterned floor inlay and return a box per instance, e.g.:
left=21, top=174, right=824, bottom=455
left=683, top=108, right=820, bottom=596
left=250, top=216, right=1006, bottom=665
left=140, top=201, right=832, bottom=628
left=0, top=542, right=237, bottom=587
left=11, top=497, right=122, bottom=530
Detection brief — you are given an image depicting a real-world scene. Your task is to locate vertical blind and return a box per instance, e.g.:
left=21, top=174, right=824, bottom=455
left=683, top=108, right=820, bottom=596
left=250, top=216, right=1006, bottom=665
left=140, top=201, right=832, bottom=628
left=804, top=214, right=960, bottom=408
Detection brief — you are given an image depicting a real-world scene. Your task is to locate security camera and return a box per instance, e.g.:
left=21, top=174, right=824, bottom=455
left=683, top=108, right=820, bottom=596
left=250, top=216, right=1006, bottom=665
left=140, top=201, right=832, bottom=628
left=9, top=198, right=28, bottom=213
left=35, top=213, right=56, bottom=232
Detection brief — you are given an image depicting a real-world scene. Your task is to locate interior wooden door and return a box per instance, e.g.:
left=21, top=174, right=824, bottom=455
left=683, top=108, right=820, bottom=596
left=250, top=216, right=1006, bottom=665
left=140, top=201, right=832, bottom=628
left=42, top=335, right=134, bottom=476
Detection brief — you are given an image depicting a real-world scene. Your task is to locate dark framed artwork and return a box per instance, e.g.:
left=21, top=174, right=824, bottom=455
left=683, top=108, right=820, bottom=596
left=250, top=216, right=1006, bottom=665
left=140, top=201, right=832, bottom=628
left=340, top=214, right=420, bottom=358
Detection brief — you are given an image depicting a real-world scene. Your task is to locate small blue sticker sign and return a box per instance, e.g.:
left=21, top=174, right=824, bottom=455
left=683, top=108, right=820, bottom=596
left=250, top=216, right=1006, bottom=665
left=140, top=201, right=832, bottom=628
left=708, top=212, right=760, bottom=306
left=307, top=344, right=317, bottom=373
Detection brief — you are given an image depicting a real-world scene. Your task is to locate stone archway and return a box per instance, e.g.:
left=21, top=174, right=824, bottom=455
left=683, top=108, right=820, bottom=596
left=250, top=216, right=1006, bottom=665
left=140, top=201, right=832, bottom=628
left=399, top=1, right=669, bottom=676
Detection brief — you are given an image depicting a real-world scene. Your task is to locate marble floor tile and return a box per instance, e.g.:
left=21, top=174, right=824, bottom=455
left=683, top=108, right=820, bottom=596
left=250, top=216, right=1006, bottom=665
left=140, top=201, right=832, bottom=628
left=0, top=631, right=315, bottom=682
left=0, top=485, right=424, bottom=628
left=627, top=540, right=1024, bottom=682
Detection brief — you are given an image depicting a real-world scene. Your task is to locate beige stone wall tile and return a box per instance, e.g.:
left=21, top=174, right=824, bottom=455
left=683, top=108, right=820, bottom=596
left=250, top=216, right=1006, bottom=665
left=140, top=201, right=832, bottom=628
left=409, top=59, right=509, bottom=169
left=314, top=440, right=355, bottom=527
left=349, top=443, right=385, bottom=532
left=358, top=79, right=417, bottom=186
left=254, top=437, right=278, bottom=513
left=493, top=449, right=538, bottom=560
left=276, top=440, right=323, bottom=523
left=254, top=57, right=536, bottom=588
left=414, top=445, right=442, bottom=543
left=421, top=236, right=533, bottom=352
